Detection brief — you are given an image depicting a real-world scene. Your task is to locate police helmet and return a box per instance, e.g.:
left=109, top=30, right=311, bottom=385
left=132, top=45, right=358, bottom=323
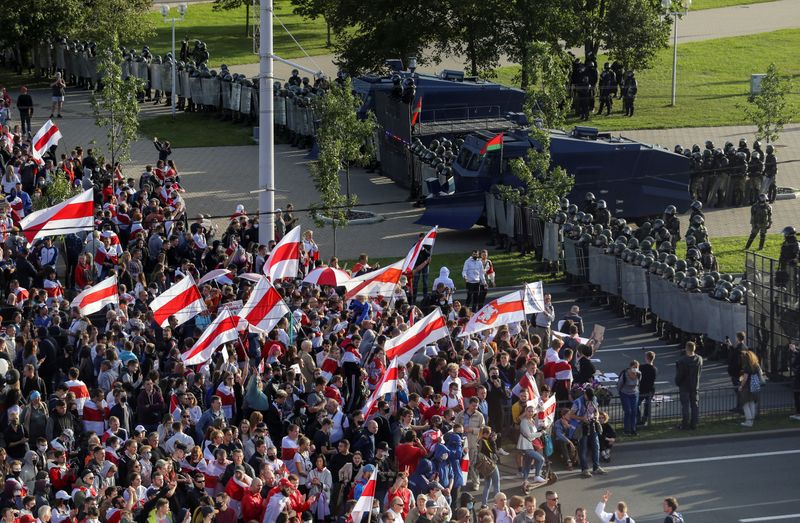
left=576, top=211, right=586, bottom=222
left=554, top=212, right=567, bottom=225
left=567, top=204, right=578, bottom=215
left=658, top=242, right=672, bottom=254
left=686, top=248, right=700, bottom=260
left=753, top=140, right=762, bottom=151
left=595, top=235, right=609, bottom=248
left=736, top=151, right=747, bottom=160
left=698, top=242, right=711, bottom=253
left=594, top=199, right=606, bottom=210
left=766, top=144, right=774, bottom=154
left=730, top=289, right=744, bottom=303
left=705, top=140, right=714, bottom=150
left=665, top=254, right=678, bottom=266
left=572, top=225, right=584, bottom=237
left=701, top=274, right=715, bottom=290
left=455, top=138, right=464, bottom=149
left=560, top=198, right=570, bottom=210
left=673, top=271, right=686, bottom=283
left=709, top=271, right=720, bottom=282
left=650, top=261, right=661, bottom=274
left=691, top=215, right=704, bottom=226
left=662, top=266, right=676, bottom=281
left=664, top=205, right=677, bottom=216
left=641, top=239, right=652, bottom=252
left=758, top=193, right=767, bottom=203
left=655, top=262, right=665, bottom=276
left=685, top=236, right=697, bottom=248
left=627, top=238, right=640, bottom=250
left=686, top=277, right=700, bottom=291
left=739, top=138, right=748, bottom=148
left=291, top=69, right=299, bottom=76
left=579, top=233, right=593, bottom=244
left=675, top=259, right=687, bottom=272
left=713, top=287, right=730, bottom=301
left=642, top=256, right=654, bottom=269
left=692, top=144, right=700, bottom=153
left=674, top=145, right=683, bottom=154
left=582, top=213, right=593, bottom=225
left=585, top=192, right=596, bottom=202
left=621, top=248, right=632, bottom=261
left=690, top=200, right=703, bottom=212
left=653, top=219, right=665, bottom=230
left=720, top=273, right=734, bottom=283
left=686, top=267, right=698, bottom=278
left=783, top=226, right=796, bottom=237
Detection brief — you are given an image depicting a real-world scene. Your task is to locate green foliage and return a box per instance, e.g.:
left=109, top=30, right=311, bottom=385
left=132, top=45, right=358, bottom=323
left=0, top=0, right=82, bottom=51
left=603, top=0, right=671, bottom=70
left=91, top=39, right=143, bottom=166
left=500, top=0, right=566, bottom=89
left=436, top=0, right=505, bottom=76
left=520, top=42, right=572, bottom=129
left=34, top=172, right=80, bottom=211
left=309, top=79, right=376, bottom=231
left=740, top=63, right=796, bottom=144
left=81, top=0, right=155, bottom=49
left=290, top=0, right=337, bottom=46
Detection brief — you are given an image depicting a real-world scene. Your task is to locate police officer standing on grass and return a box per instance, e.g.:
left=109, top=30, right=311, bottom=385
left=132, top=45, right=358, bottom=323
left=597, top=63, right=615, bottom=115
left=663, top=205, right=680, bottom=249
left=744, top=194, right=772, bottom=251
left=622, top=71, right=637, bottom=117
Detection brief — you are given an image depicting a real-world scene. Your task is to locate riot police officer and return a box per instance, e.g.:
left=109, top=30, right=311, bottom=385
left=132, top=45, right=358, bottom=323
left=288, top=69, right=301, bottom=87
left=729, top=151, right=748, bottom=207
left=663, top=205, right=681, bottom=248
left=764, top=144, right=778, bottom=203
left=737, top=138, right=751, bottom=162
left=576, top=76, right=592, bottom=120
left=597, top=63, right=616, bottom=115
left=622, top=71, right=637, bottom=116
left=746, top=153, right=764, bottom=205
left=689, top=150, right=704, bottom=201
left=594, top=199, right=611, bottom=227
left=778, top=226, right=798, bottom=272
left=744, top=194, right=772, bottom=250
left=698, top=242, right=719, bottom=272
left=689, top=200, right=705, bottom=222
left=583, top=192, right=597, bottom=215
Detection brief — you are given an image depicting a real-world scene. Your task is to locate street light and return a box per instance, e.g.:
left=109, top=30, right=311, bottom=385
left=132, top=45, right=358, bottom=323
left=662, top=0, right=691, bottom=106
left=160, top=3, right=188, bottom=118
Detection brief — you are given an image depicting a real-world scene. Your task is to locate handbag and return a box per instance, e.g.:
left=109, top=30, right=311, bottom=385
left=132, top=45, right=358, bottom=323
left=475, top=452, right=496, bottom=478
left=749, top=371, right=761, bottom=393
left=543, top=434, right=554, bottom=457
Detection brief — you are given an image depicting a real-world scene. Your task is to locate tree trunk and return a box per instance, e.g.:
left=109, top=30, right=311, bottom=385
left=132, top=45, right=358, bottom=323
left=332, top=223, right=337, bottom=257
left=345, top=164, right=351, bottom=202
left=326, top=19, right=331, bottom=47
left=468, top=37, right=477, bottom=77
left=246, top=2, right=250, bottom=37
left=520, top=45, right=530, bottom=90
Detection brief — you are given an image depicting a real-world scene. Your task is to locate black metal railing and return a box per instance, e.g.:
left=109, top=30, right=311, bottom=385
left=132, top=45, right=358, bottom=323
left=598, top=383, right=794, bottom=426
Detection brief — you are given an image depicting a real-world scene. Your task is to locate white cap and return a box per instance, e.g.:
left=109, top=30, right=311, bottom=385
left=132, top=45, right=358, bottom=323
left=55, top=490, right=71, bottom=501
left=235, top=204, right=245, bottom=213
left=134, top=425, right=146, bottom=433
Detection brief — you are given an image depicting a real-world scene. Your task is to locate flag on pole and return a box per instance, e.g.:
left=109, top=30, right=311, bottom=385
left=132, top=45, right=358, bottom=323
left=460, top=447, right=470, bottom=485
left=169, top=393, right=181, bottom=420
left=459, top=290, right=526, bottom=337
left=149, top=274, right=207, bottom=328
left=361, top=357, right=400, bottom=418
left=19, top=188, right=94, bottom=245
left=263, top=226, right=301, bottom=281
left=479, top=132, right=504, bottom=156
left=180, top=309, right=239, bottom=366
left=348, top=468, right=378, bottom=523
left=523, top=281, right=546, bottom=314
left=410, top=96, right=423, bottom=126
left=71, top=275, right=119, bottom=316
left=342, top=260, right=404, bottom=300
left=401, top=226, right=438, bottom=272
left=537, top=395, right=557, bottom=428
left=384, top=308, right=448, bottom=366
left=238, top=277, right=290, bottom=334
left=30, top=120, right=62, bottom=161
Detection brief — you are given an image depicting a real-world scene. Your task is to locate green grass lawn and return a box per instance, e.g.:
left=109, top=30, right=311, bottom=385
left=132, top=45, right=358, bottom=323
left=691, top=0, right=776, bottom=9
left=617, top=410, right=798, bottom=442
left=146, top=1, right=330, bottom=67
left=493, top=29, right=800, bottom=131
left=138, top=112, right=255, bottom=148
left=675, top=233, right=782, bottom=273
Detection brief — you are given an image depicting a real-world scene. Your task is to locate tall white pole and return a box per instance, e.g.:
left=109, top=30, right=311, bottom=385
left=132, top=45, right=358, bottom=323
left=171, top=19, right=177, bottom=118
left=259, top=0, right=275, bottom=244
left=671, top=14, right=678, bottom=107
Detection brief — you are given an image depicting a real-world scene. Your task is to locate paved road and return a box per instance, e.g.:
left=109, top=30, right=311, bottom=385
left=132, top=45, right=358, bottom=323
left=513, top=431, right=800, bottom=523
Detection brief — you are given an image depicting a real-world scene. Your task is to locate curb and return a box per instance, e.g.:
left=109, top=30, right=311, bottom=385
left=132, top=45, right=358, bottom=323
left=317, top=213, right=385, bottom=226
left=615, top=425, right=800, bottom=449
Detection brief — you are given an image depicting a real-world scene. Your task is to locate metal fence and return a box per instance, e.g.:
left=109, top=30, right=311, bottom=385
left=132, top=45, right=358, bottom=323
left=745, top=252, right=799, bottom=378
left=599, top=384, right=794, bottom=426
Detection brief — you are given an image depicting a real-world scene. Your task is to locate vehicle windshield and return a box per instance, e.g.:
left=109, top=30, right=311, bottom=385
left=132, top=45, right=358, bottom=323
left=457, top=148, right=483, bottom=171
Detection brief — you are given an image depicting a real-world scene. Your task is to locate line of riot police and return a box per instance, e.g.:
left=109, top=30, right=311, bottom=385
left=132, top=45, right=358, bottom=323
left=681, top=137, right=779, bottom=209
left=569, top=57, right=639, bottom=120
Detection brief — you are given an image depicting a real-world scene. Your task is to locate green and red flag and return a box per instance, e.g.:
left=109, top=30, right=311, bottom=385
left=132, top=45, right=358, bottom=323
left=411, top=96, right=423, bottom=125
left=479, top=132, right=504, bottom=155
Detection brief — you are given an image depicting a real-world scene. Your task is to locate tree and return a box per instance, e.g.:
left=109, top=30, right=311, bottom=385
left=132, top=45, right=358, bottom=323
left=90, top=39, right=143, bottom=166
left=80, top=0, right=155, bottom=48
left=291, top=0, right=338, bottom=47
left=309, top=79, right=376, bottom=254
left=214, top=0, right=256, bottom=37
left=520, top=42, right=572, bottom=129
left=602, top=0, right=670, bottom=70
left=741, top=63, right=795, bottom=144
left=33, top=170, right=81, bottom=211
left=435, top=0, right=505, bottom=77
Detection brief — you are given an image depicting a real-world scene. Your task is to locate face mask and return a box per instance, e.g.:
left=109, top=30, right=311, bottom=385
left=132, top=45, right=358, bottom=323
left=299, top=408, right=306, bottom=415
left=142, top=453, right=151, bottom=460
left=441, top=453, right=448, bottom=461
left=38, top=445, right=48, bottom=453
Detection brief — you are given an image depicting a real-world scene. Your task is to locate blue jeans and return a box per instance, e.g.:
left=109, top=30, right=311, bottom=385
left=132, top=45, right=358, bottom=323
left=578, top=430, right=600, bottom=472
left=412, top=267, right=429, bottom=300
left=620, top=391, right=639, bottom=434
left=522, top=449, right=544, bottom=481
left=481, top=464, right=501, bottom=505
left=637, top=392, right=653, bottom=424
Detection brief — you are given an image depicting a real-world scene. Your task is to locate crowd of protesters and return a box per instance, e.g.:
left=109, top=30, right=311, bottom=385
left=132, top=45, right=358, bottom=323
left=0, top=90, right=696, bottom=523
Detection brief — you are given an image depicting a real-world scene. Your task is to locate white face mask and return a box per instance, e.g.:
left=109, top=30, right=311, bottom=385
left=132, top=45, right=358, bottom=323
left=38, top=445, right=48, bottom=453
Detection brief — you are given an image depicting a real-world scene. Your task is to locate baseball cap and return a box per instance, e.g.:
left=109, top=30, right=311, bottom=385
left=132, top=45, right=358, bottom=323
left=234, top=465, right=245, bottom=473
left=55, top=490, right=71, bottom=501
left=425, top=500, right=438, bottom=509
left=199, top=506, right=215, bottom=517
left=427, top=481, right=443, bottom=492
left=279, top=478, right=293, bottom=489
left=29, top=391, right=41, bottom=401
left=134, top=425, right=146, bottom=434
left=376, top=441, right=389, bottom=451
left=146, top=487, right=160, bottom=497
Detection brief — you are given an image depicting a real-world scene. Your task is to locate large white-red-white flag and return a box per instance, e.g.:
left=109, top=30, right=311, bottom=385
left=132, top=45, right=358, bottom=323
left=181, top=309, right=239, bottom=366
left=343, top=260, right=404, bottom=300
left=20, top=188, right=94, bottom=245
left=31, top=120, right=62, bottom=161
left=150, top=274, right=207, bottom=328
left=264, top=226, right=301, bottom=281
left=459, top=289, right=526, bottom=337
left=384, top=308, right=448, bottom=366
left=347, top=468, right=378, bottom=523
left=537, top=395, right=557, bottom=428
left=71, top=275, right=119, bottom=316
left=238, top=277, right=289, bottom=334
left=401, top=226, right=438, bottom=272
left=361, top=357, right=400, bottom=418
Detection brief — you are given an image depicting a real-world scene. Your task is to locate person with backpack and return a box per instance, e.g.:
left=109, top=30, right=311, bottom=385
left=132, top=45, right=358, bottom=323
left=617, top=360, right=641, bottom=436
left=595, top=490, right=636, bottom=523
left=662, top=497, right=684, bottom=523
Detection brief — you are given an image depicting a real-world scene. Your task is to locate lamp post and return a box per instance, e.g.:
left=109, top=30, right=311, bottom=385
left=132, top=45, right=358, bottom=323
left=160, top=3, right=188, bottom=119
left=662, top=0, right=691, bottom=107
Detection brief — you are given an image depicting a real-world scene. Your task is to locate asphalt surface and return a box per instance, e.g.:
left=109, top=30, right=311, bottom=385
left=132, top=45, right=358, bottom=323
left=507, top=431, right=800, bottom=522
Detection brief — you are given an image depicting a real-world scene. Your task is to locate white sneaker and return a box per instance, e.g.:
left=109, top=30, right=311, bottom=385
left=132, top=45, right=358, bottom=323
left=533, top=475, right=547, bottom=483
left=497, top=448, right=509, bottom=456
left=790, top=414, right=800, bottom=421
left=741, top=421, right=753, bottom=427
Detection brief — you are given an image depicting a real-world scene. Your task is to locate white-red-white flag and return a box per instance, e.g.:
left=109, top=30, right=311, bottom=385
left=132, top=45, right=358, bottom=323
left=523, top=281, right=546, bottom=314
left=348, top=466, right=378, bottom=523
left=150, top=274, right=207, bottom=328
left=384, top=308, right=448, bottom=366
left=401, top=226, right=438, bottom=272
left=31, top=120, right=62, bottom=161
left=20, top=188, right=94, bottom=245
left=537, top=395, right=557, bottom=428
left=460, top=446, right=470, bottom=485
left=343, top=260, right=404, bottom=300
left=361, top=357, right=400, bottom=418
left=238, top=277, right=290, bottom=334
left=197, top=268, right=234, bottom=286
left=71, top=275, right=119, bottom=316
left=181, top=309, right=239, bottom=366
left=264, top=226, right=301, bottom=281
left=459, top=290, right=526, bottom=337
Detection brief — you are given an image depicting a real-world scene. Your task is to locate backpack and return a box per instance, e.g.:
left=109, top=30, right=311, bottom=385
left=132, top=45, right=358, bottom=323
left=669, top=513, right=684, bottom=523
left=609, top=516, right=630, bottom=523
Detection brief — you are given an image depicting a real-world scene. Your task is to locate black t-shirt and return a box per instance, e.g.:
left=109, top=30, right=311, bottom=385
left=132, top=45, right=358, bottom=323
left=16, top=94, right=33, bottom=110
left=639, top=363, right=657, bottom=394
left=414, top=246, right=430, bottom=270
